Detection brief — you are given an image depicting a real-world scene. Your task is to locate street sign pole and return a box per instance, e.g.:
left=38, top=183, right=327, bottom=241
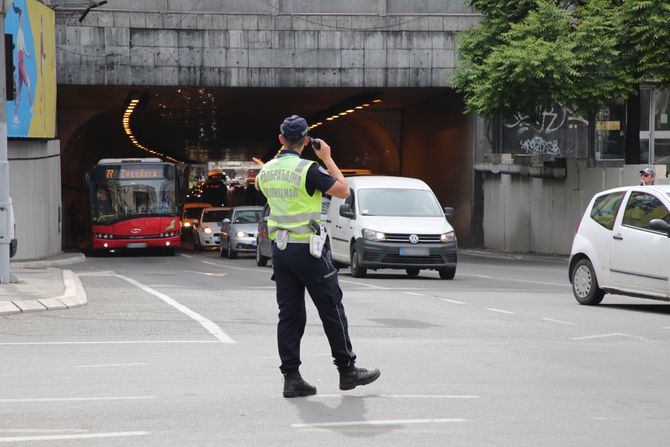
left=0, top=0, right=11, bottom=283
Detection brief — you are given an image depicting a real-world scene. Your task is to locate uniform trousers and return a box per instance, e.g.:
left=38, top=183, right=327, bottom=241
left=271, top=242, right=356, bottom=374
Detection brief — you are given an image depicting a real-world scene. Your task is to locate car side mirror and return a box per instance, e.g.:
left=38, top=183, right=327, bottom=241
left=263, top=216, right=269, bottom=222
left=339, top=203, right=355, bottom=219
left=649, top=219, right=670, bottom=236
left=222, top=218, right=231, bottom=224
left=443, top=207, right=454, bottom=219
left=192, top=219, right=199, bottom=225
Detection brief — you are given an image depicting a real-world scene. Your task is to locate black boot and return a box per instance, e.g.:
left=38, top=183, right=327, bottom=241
left=338, top=366, right=381, bottom=391
left=283, top=371, right=317, bottom=398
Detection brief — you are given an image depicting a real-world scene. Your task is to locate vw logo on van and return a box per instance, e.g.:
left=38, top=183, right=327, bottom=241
left=130, top=228, right=142, bottom=234
left=408, top=234, right=419, bottom=244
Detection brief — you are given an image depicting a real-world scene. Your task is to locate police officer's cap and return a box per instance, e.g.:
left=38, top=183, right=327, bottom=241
left=280, top=115, right=309, bottom=141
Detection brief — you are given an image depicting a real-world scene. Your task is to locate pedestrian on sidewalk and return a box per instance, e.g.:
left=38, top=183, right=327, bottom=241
left=640, top=167, right=656, bottom=185
left=256, top=114, right=380, bottom=398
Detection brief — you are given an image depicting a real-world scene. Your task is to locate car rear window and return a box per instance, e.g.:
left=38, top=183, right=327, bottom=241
left=202, top=211, right=228, bottom=222
left=590, top=192, right=625, bottom=230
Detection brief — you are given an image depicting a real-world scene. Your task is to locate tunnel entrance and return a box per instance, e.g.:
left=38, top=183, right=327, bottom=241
left=59, top=85, right=474, bottom=248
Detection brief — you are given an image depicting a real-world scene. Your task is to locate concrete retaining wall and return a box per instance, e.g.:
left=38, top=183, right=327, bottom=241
left=8, top=140, right=62, bottom=261
left=481, top=161, right=667, bottom=255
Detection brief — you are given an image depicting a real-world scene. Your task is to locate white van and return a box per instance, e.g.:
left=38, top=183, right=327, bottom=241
left=325, top=176, right=457, bottom=279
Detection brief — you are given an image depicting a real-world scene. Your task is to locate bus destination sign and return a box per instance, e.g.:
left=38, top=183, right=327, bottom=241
left=104, top=166, right=163, bottom=179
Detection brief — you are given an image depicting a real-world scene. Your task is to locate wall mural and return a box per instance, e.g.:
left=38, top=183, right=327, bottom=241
left=4, top=0, right=56, bottom=139
left=503, top=105, right=590, bottom=158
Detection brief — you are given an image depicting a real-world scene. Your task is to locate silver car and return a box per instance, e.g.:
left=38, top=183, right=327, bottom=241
left=219, top=206, right=264, bottom=258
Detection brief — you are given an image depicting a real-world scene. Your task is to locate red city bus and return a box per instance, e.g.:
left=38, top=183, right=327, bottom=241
left=86, top=158, right=181, bottom=254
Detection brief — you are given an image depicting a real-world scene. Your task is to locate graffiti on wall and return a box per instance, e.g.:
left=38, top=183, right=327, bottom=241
left=503, top=105, right=589, bottom=157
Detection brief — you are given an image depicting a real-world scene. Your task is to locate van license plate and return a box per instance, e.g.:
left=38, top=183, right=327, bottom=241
left=127, top=242, right=147, bottom=249
left=399, top=247, right=429, bottom=256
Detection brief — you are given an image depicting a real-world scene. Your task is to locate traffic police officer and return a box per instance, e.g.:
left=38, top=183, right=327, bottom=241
left=257, top=115, right=380, bottom=398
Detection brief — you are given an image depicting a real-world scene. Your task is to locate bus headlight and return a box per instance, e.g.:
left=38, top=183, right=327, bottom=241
left=440, top=231, right=456, bottom=243
left=362, top=229, right=385, bottom=241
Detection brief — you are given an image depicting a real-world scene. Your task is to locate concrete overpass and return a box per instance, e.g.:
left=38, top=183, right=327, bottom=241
left=10, top=0, right=481, bottom=259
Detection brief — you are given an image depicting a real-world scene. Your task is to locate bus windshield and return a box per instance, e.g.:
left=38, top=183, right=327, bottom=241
left=91, top=177, right=178, bottom=224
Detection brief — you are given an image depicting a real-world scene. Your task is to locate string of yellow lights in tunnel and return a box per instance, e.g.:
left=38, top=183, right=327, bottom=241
left=257, top=97, right=384, bottom=166
left=122, top=99, right=184, bottom=165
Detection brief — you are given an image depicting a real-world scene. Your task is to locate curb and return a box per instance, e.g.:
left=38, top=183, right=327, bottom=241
left=0, top=270, right=88, bottom=316
left=10, top=253, right=86, bottom=269
left=459, top=248, right=569, bottom=264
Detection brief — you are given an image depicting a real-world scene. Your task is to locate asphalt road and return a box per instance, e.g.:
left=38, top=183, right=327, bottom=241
left=2, top=247, right=670, bottom=446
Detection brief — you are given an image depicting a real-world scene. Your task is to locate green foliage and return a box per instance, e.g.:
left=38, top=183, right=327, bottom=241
left=453, top=0, right=670, bottom=118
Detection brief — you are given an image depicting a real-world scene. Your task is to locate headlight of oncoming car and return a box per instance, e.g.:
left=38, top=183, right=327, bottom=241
left=440, top=231, right=456, bottom=243
left=236, top=231, right=246, bottom=238
left=362, top=229, right=386, bottom=241
left=183, top=222, right=191, bottom=228
left=204, top=227, right=212, bottom=234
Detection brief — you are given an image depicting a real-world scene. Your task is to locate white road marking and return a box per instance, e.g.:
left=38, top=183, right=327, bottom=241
left=540, top=318, right=576, bottom=326
left=77, top=271, right=116, bottom=277
left=0, top=340, right=219, bottom=346
left=441, top=298, right=465, bottom=304
left=179, top=254, right=193, bottom=258
left=0, top=396, right=154, bottom=403
left=315, top=394, right=479, bottom=399
left=0, top=430, right=87, bottom=434
left=292, top=418, right=468, bottom=429
left=0, top=432, right=150, bottom=443
left=113, top=273, right=235, bottom=344
left=338, top=279, right=389, bottom=290
left=402, top=292, right=424, bottom=296
left=659, top=326, right=670, bottom=330
left=461, top=274, right=567, bottom=287
left=73, top=362, right=148, bottom=369
left=201, top=260, right=258, bottom=272
left=184, top=270, right=229, bottom=277
left=486, top=308, right=516, bottom=315
left=571, top=333, right=650, bottom=341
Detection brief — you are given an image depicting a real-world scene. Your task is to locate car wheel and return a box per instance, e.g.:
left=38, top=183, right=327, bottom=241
left=228, top=239, right=237, bottom=259
left=195, top=234, right=203, bottom=251
left=256, top=244, right=268, bottom=266
left=350, top=246, right=367, bottom=278
left=439, top=266, right=456, bottom=280
left=571, top=258, right=604, bottom=305
left=406, top=268, right=420, bottom=277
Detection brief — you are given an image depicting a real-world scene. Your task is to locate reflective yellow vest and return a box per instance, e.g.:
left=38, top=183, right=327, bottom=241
left=257, top=155, right=322, bottom=241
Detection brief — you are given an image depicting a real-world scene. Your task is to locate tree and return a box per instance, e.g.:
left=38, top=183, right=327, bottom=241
left=452, top=0, right=670, bottom=161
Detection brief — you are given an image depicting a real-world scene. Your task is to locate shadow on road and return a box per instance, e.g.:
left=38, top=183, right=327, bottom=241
left=288, top=394, right=400, bottom=437
left=601, top=303, right=670, bottom=316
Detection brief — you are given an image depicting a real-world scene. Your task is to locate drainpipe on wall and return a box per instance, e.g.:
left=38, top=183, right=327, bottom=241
left=0, top=0, right=11, bottom=283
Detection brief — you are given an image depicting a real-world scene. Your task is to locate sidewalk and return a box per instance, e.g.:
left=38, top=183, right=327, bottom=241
left=0, top=253, right=88, bottom=316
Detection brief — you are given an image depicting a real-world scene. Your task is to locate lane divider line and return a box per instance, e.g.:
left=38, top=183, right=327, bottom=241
left=0, top=396, right=155, bottom=403
left=0, top=431, right=150, bottom=443
left=113, top=273, right=235, bottom=344
left=541, top=318, right=576, bottom=326
left=441, top=299, right=465, bottom=304
left=292, top=418, right=468, bottom=429
left=486, top=308, right=516, bottom=315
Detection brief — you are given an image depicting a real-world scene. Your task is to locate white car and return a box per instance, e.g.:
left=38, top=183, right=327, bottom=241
left=569, top=185, right=670, bottom=305
left=193, top=207, right=230, bottom=251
